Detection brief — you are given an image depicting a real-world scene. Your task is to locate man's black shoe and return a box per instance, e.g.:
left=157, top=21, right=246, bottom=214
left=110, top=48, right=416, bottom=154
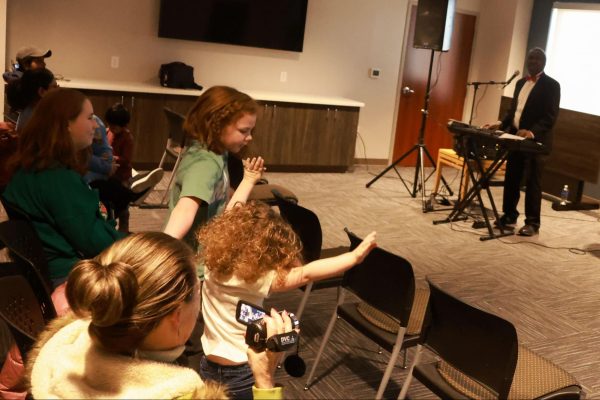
left=518, top=224, right=539, bottom=236
left=494, top=215, right=517, bottom=228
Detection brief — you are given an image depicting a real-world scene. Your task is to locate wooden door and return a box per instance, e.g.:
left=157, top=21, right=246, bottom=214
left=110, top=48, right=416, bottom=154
left=393, top=6, right=475, bottom=166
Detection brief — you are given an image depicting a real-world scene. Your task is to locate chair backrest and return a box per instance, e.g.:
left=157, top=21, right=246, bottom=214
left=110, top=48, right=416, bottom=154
left=272, top=191, right=322, bottom=263
left=163, top=107, right=186, bottom=148
left=0, top=218, right=53, bottom=292
left=422, top=279, right=518, bottom=399
left=0, top=264, right=57, bottom=357
left=344, top=229, right=415, bottom=327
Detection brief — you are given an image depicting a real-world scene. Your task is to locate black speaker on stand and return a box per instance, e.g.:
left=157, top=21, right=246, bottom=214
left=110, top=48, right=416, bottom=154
left=366, top=0, right=456, bottom=212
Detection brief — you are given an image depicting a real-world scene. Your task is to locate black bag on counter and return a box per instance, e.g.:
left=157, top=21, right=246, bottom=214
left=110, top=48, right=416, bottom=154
left=159, top=62, right=203, bottom=90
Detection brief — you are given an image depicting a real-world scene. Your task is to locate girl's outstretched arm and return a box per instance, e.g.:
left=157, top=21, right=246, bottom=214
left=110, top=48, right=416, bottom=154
left=271, top=231, right=377, bottom=292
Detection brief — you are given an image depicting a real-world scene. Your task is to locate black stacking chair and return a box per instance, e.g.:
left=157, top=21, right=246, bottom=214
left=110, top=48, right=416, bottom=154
left=227, top=157, right=298, bottom=206
left=0, top=208, right=53, bottom=292
left=0, top=222, right=57, bottom=357
left=304, top=229, right=429, bottom=400
left=399, top=278, right=583, bottom=400
left=271, top=190, right=346, bottom=318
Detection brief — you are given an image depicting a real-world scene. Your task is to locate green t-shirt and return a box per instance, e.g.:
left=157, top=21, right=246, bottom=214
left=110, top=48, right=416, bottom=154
left=168, top=142, right=229, bottom=274
left=3, top=167, right=125, bottom=280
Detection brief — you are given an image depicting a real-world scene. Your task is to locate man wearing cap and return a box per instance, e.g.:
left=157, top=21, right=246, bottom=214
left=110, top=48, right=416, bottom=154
left=2, top=46, right=52, bottom=83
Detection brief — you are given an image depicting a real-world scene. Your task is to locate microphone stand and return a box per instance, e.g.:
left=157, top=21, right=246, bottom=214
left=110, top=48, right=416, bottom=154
left=467, top=79, right=508, bottom=125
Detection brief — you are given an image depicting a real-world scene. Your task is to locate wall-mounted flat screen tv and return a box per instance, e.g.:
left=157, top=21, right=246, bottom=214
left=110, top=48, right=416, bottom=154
left=158, top=0, right=308, bottom=52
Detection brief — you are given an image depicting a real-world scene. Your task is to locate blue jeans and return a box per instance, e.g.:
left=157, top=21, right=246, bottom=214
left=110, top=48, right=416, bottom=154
left=200, top=356, right=254, bottom=400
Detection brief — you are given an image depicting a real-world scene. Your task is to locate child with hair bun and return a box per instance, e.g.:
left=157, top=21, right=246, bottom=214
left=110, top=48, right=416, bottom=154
left=197, top=201, right=377, bottom=399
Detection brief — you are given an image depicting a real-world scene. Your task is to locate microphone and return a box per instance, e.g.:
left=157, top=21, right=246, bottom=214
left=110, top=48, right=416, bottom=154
left=503, top=70, right=520, bottom=87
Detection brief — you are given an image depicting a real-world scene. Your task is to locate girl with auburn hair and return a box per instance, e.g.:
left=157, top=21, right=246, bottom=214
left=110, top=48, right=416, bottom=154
left=164, top=86, right=265, bottom=263
left=197, top=201, right=377, bottom=399
left=2, top=88, right=125, bottom=286
left=28, top=232, right=290, bottom=399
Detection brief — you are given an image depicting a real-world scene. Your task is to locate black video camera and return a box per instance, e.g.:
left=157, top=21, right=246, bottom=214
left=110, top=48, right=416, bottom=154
left=236, top=300, right=300, bottom=352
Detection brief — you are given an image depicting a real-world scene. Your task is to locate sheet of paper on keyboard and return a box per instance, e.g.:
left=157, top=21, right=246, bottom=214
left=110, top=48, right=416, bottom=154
left=498, top=133, right=525, bottom=141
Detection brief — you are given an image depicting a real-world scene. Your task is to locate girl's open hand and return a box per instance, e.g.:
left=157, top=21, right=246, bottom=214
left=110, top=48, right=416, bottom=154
left=352, top=231, right=377, bottom=264
left=242, top=156, right=266, bottom=183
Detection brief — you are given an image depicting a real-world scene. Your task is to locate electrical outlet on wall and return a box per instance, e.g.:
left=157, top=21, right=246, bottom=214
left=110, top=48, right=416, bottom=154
left=280, top=71, right=287, bottom=82
left=111, top=56, right=120, bottom=69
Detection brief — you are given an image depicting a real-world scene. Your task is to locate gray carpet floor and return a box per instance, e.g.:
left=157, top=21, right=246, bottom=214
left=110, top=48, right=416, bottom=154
left=129, top=166, right=600, bottom=399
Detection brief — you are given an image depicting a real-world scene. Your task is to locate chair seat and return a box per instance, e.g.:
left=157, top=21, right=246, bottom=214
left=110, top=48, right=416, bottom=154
left=434, top=344, right=581, bottom=400
left=249, top=184, right=298, bottom=206
left=356, top=287, right=430, bottom=335
left=338, top=302, right=420, bottom=353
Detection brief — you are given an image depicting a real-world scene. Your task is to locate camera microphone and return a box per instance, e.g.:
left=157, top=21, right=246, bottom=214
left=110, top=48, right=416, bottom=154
left=503, top=70, right=520, bottom=87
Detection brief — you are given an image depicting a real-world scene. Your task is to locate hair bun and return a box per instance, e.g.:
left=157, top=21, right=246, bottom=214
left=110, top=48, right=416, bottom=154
left=67, top=260, right=139, bottom=327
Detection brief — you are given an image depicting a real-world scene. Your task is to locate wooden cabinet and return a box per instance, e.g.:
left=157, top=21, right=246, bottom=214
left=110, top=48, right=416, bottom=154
left=249, top=101, right=359, bottom=171
left=77, top=86, right=360, bottom=171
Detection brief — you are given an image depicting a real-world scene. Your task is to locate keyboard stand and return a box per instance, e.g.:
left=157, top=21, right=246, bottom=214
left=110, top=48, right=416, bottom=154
left=434, top=135, right=514, bottom=241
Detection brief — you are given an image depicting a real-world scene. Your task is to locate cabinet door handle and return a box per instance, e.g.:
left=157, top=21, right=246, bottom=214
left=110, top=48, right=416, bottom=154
left=273, top=104, right=277, bottom=117
left=131, top=96, right=135, bottom=110
left=121, top=95, right=125, bottom=104
left=334, top=108, right=338, bottom=121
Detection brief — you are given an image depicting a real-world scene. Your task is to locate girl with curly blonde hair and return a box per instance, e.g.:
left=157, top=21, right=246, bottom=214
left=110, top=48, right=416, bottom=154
left=197, top=201, right=377, bottom=399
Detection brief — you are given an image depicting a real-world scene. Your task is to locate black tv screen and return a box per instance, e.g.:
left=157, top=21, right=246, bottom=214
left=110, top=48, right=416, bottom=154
left=158, top=0, right=308, bottom=52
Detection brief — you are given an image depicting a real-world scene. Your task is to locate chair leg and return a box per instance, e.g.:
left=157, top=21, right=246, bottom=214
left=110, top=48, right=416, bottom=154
left=295, top=282, right=313, bottom=320
left=398, top=344, right=423, bottom=400
left=375, top=327, right=406, bottom=400
left=304, top=308, right=340, bottom=390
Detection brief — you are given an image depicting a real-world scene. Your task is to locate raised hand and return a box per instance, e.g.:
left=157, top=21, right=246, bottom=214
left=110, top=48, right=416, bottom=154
left=352, top=231, right=377, bottom=264
left=242, top=156, right=266, bottom=184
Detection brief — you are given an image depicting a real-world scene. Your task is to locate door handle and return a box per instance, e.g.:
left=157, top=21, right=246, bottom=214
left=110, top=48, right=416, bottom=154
left=402, top=86, right=415, bottom=95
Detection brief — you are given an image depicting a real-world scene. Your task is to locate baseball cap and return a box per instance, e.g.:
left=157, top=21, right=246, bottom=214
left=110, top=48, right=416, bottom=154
left=16, top=46, right=52, bottom=62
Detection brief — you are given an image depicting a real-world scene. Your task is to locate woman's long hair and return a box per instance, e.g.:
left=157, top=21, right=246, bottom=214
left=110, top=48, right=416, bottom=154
left=9, top=88, right=90, bottom=176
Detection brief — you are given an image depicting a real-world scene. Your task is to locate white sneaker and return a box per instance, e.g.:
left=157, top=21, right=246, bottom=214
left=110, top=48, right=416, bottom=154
left=131, top=168, right=164, bottom=193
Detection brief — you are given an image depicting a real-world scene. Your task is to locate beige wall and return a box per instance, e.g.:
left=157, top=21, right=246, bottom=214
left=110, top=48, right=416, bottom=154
left=5, top=0, right=534, bottom=162
left=465, top=0, right=533, bottom=126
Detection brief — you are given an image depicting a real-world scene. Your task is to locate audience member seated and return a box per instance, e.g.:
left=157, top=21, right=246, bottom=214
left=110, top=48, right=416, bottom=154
left=5, top=68, right=58, bottom=132
left=27, top=232, right=289, bottom=399
left=2, top=88, right=125, bottom=288
left=197, top=201, right=377, bottom=398
left=86, top=105, right=163, bottom=233
left=2, top=46, right=51, bottom=83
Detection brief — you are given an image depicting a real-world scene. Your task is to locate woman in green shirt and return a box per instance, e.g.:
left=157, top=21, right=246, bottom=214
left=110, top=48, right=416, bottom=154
left=2, top=88, right=125, bottom=287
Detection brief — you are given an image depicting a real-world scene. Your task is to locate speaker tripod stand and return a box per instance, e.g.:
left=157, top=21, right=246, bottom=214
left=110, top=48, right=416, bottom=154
left=366, top=49, right=452, bottom=212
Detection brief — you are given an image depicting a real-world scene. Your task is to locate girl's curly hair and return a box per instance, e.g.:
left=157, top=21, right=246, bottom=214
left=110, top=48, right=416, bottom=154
left=197, top=202, right=302, bottom=284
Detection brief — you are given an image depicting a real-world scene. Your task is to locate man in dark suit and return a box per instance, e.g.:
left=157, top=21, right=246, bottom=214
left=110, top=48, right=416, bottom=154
left=486, top=48, right=561, bottom=236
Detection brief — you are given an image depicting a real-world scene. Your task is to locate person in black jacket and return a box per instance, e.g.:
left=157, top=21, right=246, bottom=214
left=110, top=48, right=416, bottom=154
left=485, top=47, right=561, bottom=236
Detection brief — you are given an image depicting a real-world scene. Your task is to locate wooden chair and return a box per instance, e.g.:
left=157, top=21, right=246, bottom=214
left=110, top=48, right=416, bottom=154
left=433, top=148, right=505, bottom=200
left=304, top=229, right=429, bottom=399
left=399, top=278, right=583, bottom=400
